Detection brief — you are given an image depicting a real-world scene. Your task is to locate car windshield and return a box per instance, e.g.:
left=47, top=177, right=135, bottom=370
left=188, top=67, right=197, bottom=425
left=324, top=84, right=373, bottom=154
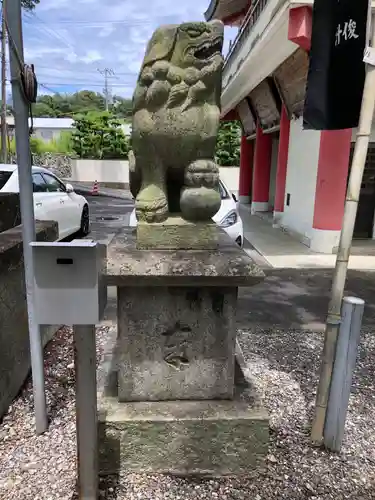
left=218, top=181, right=230, bottom=200
left=0, top=171, right=12, bottom=189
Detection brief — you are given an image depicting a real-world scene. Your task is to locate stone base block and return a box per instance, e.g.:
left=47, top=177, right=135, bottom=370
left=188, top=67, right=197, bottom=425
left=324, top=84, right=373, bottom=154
left=136, top=217, right=219, bottom=250
left=97, top=330, right=269, bottom=476
left=98, top=397, right=268, bottom=477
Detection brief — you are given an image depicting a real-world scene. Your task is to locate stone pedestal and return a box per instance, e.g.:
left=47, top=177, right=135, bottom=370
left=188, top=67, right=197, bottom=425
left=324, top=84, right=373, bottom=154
left=101, top=227, right=269, bottom=476
left=98, top=326, right=268, bottom=476
left=117, top=286, right=237, bottom=401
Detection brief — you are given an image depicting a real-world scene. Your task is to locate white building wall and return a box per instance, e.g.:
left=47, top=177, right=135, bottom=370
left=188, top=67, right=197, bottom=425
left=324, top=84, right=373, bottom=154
left=70, top=159, right=130, bottom=186
left=69, top=159, right=240, bottom=193
left=280, top=117, right=321, bottom=245
left=34, top=128, right=66, bottom=141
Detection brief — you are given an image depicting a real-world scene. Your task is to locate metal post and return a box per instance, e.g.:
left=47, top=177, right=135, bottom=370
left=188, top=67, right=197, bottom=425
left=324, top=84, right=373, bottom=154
left=1, top=0, right=8, bottom=163
left=324, top=296, right=365, bottom=452
left=6, top=0, right=48, bottom=434
left=74, top=325, right=98, bottom=500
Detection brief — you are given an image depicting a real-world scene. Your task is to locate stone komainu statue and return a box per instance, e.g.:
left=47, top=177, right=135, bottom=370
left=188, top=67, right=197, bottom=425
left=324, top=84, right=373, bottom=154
left=129, top=20, right=224, bottom=223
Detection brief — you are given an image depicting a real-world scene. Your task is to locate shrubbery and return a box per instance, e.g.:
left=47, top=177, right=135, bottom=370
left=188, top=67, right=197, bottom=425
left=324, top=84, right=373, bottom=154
left=5, top=114, right=240, bottom=165
left=215, top=121, right=241, bottom=166
left=71, top=112, right=130, bottom=160
left=7, top=131, right=73, bottom=156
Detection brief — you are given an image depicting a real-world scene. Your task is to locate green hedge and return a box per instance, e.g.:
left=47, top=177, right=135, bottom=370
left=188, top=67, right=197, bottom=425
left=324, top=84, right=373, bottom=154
left=6, top=131, right=73, bottom=156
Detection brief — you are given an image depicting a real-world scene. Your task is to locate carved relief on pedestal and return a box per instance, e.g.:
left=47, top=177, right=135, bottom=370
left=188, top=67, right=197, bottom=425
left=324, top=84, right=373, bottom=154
left=162, top=321, right=192, bottom=369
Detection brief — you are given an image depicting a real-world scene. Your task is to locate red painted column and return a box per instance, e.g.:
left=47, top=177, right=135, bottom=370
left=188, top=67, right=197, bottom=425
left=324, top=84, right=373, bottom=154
left=239, top=135, right=253, bottom=204
left=273, top=106, right=291, bottom=225
left=251, top=124, right=272, bottom=213
left=312, top=129, right=352, bottom=231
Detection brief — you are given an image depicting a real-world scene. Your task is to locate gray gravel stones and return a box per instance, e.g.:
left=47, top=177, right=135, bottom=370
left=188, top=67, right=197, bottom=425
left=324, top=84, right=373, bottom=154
left=0, top=325, right=374, bottom=499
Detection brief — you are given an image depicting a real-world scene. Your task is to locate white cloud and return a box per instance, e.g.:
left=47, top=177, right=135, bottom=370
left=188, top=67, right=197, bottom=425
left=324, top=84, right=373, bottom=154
left=98, top=24, right=115, bottom=38
left=19, top=0, right=237, bottom=99
left=80, top=50, right=103, bottom=64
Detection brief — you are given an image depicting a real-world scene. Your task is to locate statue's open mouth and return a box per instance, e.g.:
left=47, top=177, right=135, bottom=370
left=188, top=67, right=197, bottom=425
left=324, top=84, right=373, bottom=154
left=194, top=38, right=223, bottom=60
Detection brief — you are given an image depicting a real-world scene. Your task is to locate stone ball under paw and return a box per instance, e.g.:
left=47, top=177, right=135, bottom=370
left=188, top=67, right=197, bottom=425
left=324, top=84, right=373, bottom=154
left=180, top=186, right=221, bottom=222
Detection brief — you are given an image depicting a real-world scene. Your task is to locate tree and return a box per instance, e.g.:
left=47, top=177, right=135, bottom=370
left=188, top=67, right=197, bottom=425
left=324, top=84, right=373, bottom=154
left=20, top=0, right=40, bottom=9
left=1, top=0, right=40, bottom=9
left=215, top=121, right=241, bottom=166
left=71, top=112, right=130, bottom=160
left=30, top=91, right=130, bottom=119
left=112, top=96, right=132, bottom=119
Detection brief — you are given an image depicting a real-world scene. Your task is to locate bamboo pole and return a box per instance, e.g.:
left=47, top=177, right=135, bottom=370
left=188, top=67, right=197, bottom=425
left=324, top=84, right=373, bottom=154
left=311, top=10, right=375, bottom=445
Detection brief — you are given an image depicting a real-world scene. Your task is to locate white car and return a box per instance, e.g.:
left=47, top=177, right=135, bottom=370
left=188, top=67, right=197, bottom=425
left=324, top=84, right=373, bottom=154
left=0, top=164, right=90, bottom=240
left=129, top=179, right=244, bottom=246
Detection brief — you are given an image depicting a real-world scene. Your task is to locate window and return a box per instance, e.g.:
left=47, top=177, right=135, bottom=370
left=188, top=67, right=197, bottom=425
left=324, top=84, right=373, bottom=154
left=0, top=171, right=12, bottom=190
left=41, top=173, right=66, bottom=193
left=32, top=173, right=48, bottom=193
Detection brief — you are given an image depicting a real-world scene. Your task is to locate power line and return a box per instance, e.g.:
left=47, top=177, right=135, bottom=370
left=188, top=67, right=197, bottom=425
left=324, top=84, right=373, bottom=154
left=33, top=67, right=136, bottom=77
left=38, top=82, right=60, bottom=94
left=22, top=18, right=160, bottom=26
left=38, top=82, right=133, bottom=98
left=6, top=63, right=137, bottom=79
left=40, top=82, right=127, bottom=87
left=34, top=64, right=134, bottom=74
left=23, top=11, right=75, bottom=51
left=36, top=75, right=116, bottom=83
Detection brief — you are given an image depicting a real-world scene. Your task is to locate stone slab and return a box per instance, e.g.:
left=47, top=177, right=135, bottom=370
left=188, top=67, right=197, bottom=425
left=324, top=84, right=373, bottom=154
left=0, top=220, right=59, bottom=419
left=97, top=328, right=269, bottom=476
left=98, top=398, right=269, bottom=476
left=105, top=228, right=265, bottom=287
left=136, top=217, right=219, bottom=250
left=0, top=193, right=20, bottom=233
left=117, top=286, right=237, bottom=401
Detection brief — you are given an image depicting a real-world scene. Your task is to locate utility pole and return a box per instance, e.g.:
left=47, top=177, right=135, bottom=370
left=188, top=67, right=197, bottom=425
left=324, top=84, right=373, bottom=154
left=1, top=0, right=7, bottom=163
left=97, top=67, right=114, bottom=111
left=7, top=0, right=48, bottom=434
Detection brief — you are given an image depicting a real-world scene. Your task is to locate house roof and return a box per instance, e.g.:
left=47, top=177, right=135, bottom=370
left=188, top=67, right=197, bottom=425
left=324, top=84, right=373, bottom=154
left=5, top=116, right=132, bottom=135
left=204, top=0, right=250, bottom=22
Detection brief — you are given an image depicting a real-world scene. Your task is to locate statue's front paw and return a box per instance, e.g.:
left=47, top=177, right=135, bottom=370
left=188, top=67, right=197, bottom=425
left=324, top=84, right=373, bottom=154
left=136, top=186, right=168, bottom=223
left=185, top=160, right=219, bottom=188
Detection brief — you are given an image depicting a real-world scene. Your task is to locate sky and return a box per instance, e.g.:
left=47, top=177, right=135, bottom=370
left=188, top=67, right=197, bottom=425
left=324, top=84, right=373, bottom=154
left=16, top=0, right=238, bottom=98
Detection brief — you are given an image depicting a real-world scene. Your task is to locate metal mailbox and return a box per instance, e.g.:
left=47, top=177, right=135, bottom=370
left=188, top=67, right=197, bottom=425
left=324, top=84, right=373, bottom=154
left=31, top=239, right=107, bottom=325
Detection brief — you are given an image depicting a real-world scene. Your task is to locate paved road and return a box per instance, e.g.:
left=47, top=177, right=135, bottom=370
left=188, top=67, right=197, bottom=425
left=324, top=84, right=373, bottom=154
left=81, top=193, right=375, bottom=331
left=237, top=268, right=375, bottom=330
left=83, top=193, right=134, bottom=242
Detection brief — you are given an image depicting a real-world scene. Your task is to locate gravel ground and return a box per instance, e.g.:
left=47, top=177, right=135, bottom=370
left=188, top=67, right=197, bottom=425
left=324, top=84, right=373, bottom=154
left=0, top=325, right=375, bottom=499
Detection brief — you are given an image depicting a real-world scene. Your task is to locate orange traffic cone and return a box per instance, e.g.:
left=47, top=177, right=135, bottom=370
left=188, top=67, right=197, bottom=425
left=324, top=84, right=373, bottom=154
left=91, top=180, right=99, bottom=196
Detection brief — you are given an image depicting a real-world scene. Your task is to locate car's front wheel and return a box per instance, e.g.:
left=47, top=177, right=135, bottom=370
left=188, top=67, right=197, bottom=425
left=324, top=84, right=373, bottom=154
left=79, top=205, right=90, bottom=236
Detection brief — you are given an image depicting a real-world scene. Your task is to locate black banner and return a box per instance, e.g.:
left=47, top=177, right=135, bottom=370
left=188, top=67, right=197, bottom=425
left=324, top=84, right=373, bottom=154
left=303, top=0, right=368, bottom=130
